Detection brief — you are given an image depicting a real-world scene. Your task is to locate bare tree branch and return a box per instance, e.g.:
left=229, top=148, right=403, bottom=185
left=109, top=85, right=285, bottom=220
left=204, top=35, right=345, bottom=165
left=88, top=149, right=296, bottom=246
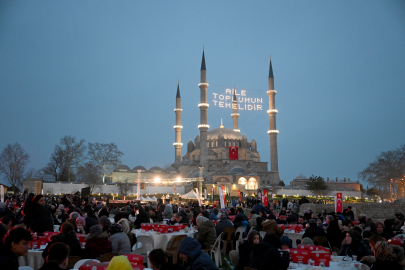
left=87, top=142, right=123, bottom=183
left=0, top=143, right=30, bottom=189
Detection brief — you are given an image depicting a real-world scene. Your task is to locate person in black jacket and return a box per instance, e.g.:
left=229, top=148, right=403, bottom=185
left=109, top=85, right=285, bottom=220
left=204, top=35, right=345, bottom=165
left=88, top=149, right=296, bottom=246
left=149, top=207, right=163, bottom=222
left=134, top=206, right=150, bottom=229
left=22, top=194, right=54, bottom=236
left=42, top=222, right=82, bottom=258
left=339, top=229, right=373, bottom=259
left=39, top=242, right=70, bottom=270
left=236, top=230, right=259, bottom=270
left=303, top=219, right=327, bottom=240
left=249, top=233, right=290, bottom=270
left=84, top=209, right=98, bottom=233
left=0, top=227, right=32, bottom=270
left=148, top=248, right=186, bottom=270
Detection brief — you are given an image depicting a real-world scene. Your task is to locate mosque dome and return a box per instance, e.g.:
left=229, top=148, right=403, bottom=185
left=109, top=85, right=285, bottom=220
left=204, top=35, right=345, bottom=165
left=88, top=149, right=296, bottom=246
left=295, top=174, right=308, bottom=180
left=149, top=166, right=163, bottom=172
left=229, top=166, right=248, bottom=174
left=207, top=127, right=242, bottom=140
left=114, top=165, right=131, bottom=172
left=132, top=165, right=146, bottom=171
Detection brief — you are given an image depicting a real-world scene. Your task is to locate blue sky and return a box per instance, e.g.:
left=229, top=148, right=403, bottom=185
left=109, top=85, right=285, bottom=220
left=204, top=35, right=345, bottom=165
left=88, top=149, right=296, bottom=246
left=1, top=1, right=404, bottom=186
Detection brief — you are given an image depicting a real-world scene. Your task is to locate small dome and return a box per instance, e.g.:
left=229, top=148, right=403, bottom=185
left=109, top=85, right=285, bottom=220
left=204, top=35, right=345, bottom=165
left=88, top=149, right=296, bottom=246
left=251, top=138, right=256, bottom=143
left=149, top=166, right=163, bottom=171
left=207, top=127, right=242, bottom=140
left=242, top=133, right=247, bottom=140
left=114, top=165, right=131, bottom=172
left=164, top=166, right=176, bottom=172
left=229, top=166, right=247, bottom=174
left=195, top=135, right=200, bottom=141
left=132, top=165, right=146, bottom=171
left=295, top=174, right=308, bottom=180
left=188, top=140, right=194, bottom=145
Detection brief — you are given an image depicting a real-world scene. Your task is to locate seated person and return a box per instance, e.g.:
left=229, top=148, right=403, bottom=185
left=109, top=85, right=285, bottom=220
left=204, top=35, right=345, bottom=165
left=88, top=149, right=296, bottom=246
left=236, top=230, right=260, bottom=270
left=84, top=225, right=112, bottom=259
left=0, top=227, right=32, bottom=270
left=339, top=229, right=372, bottom=259
left=209, top=208, right=219, bottom=221
left=149, top=208, right=162, bottom=223
left=39, top=242, right=70, bottom=270
left=276, top=212, right=288, bottom=225
left=215, top=213, right=233, bottom=236
left=302, top=219, right=326, bottom=240
left=196, top=216, right=216, bottom=249
left=178, top=237, right=218, bottom=270
left=149, top=248, right=186, bottom=270
left=42, top=222, right=82, bottom=258
left=169, top=211, right=190, bottom=227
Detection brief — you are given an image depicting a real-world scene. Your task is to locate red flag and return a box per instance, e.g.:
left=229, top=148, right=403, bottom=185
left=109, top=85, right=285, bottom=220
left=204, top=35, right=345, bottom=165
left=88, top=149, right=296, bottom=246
left=262, top=188, right=269, bottom=208
left=229, top=146, right=238, bottom=160
left=221, top=184, right=226, bottom=206
left=238, top=190, right=241, bottom=201
left=336, top=193, right=343, bottom=213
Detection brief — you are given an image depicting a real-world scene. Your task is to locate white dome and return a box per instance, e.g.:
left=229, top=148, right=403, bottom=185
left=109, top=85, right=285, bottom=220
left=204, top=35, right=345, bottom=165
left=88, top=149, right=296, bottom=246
left=207, top=127, right=242, bottom=140
left=295, top=174, right=308, bottom=180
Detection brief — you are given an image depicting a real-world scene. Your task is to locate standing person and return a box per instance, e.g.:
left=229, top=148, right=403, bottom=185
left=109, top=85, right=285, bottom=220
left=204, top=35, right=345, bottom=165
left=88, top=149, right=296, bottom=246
left=38, top=242, right=70, bottom=270
left=22, top=194, right=54, bottom=235
left=0, top=227, right=32, bottom=270
left=178, top=237, right=218, bottom=270
left=162, top=199, right=173, bottom=220
left=252, top=201, right=272, bottom=215
left=327, top=219, right=345, bottom=249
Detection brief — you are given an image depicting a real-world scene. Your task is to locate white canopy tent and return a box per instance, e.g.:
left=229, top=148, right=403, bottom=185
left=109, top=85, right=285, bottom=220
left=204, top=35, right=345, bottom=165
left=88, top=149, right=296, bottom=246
left=150, top=196, right=157, bottom=201
left=180, top=190, right=203, bottom=199
left=144, top=196, right=152, bottom=201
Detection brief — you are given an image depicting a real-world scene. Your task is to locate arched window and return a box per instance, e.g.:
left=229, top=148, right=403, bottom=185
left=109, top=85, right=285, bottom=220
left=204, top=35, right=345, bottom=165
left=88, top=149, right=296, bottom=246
left=238, top=177, right=247, bottom=189
left=247, top=177, right=258, bottom=190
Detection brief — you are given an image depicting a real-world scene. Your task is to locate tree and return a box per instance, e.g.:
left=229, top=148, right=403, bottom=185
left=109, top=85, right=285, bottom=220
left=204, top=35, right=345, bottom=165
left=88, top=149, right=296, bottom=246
left=306, top=175, right=328, bottom=196
left=87, top=142, right=123, bottom=183
left=358, top=145, right=405, bottom=200
left=117, top=178, right=133, bottom=198
left=366, top=187, right=379, bottom=197
left=77, top=162, right=102, bottom=193
left=41, top=145, right=65, bottom=181
left=279, top=180, right=285, bottom=186
left=0, top=143, right=30, bottom=189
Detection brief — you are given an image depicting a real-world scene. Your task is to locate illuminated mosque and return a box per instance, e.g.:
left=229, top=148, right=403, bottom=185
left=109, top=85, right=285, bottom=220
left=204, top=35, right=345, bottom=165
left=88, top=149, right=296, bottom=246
left=108, top=50, right=281, bottom=197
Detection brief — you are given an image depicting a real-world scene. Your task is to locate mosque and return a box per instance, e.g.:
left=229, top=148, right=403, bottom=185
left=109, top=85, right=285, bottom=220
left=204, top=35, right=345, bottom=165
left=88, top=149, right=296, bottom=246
left=107, top=50, right=281, bottom=198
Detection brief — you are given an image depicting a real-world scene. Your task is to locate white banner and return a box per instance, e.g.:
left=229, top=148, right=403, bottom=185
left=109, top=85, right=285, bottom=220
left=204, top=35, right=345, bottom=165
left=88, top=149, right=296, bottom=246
left=204, top=189, right=207, bottom=200
left=195, top=188, right=202, bottom=206
left=217, top=186, right=225, bottom=209
left=0, top=185, right=4, bottom=203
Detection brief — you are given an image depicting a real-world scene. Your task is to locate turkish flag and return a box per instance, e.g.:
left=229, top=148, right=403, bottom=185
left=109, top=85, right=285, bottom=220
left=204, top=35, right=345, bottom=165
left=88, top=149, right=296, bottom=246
left=263, top=188, right=269, bottom=208
left=238, top=190, right=241, bottom=201
left=335, top=193, right=343, bottom=213
left=229, top=146, right=238, bottom=160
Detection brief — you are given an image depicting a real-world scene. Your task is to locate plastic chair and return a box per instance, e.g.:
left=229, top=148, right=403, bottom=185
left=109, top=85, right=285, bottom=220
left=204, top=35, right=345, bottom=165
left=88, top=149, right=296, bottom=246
left=203, top=233, right=222, bottom=267
left=166, top=235, right=186, bottom=264
left=235, top=226, right=245, bottom=251
left=221, top=227, right=236, bottom=254
left=99, top=252, right=119, bottom=262
left=132, top=235, right=154, bottom=263
left=66, top=256, right=82, bottom=269
left=18, top=267, right=34, bottom=270
left=73, top=259, right=100, bottom=269
left=109, top=214, right=115, bottom=218
left=259, top=230, right=266, bottom=240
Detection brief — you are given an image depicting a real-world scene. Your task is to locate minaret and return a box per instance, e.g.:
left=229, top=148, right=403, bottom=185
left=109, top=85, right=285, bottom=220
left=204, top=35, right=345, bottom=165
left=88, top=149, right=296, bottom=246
left=198, top=48, right=209, bottom=172
left=232, top=87, right=240, bottom=133
left=173, top=81, right=183, bottom=163
left=267, top=56, right=281, bottom=182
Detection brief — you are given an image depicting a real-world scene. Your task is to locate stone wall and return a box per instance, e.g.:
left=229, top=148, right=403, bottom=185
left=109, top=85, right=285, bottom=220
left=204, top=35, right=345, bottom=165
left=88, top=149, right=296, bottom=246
left=299, top=202, right=405, bottom=220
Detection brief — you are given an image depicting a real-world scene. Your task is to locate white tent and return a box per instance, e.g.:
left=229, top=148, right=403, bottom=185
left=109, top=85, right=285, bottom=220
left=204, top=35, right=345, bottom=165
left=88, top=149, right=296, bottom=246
left=144, top=196, right=152, bottom=201
left=150, top=196, right=157, bottom=201
left=139, top=196, right=146, bottom=201
left=180, top=190, right=203, bottom=199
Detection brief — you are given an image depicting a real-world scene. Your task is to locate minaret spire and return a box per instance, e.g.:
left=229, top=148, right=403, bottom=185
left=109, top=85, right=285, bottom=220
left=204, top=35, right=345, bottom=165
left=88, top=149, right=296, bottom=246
left=198, top=48, right=209, bottom=187
left=232, top=87, right=240, bottom=133
left=267, top=56, right=280, bottom=184
left=174, top=81, right=183, bottom=163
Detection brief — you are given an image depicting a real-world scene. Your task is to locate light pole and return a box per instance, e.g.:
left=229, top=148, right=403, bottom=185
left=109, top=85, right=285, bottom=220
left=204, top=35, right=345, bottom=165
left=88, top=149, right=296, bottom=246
left=199, top=167, right=203, bottom=196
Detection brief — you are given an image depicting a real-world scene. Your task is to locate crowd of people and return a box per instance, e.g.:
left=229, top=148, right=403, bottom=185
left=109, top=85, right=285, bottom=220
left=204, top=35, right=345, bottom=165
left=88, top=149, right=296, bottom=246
left=0, top=193, right=404, bottom=270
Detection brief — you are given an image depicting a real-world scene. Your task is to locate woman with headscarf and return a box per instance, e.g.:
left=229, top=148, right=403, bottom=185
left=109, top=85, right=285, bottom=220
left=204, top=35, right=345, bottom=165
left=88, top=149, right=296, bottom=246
left=370, top=241, right=404, bottom=270
left=339, top=229, right=373, bottom=259
left=85, top=224, right=112, bottom=259
left=236, top=230, right=260, bottom=270
left=98, top=215, right=111, bottom=233
left=250, top=233, right=290, bottom=270
left=196, top=216, right=216, bottom=249
left=374, top=221, right=391, bottom=240
left=106, top=255, right=133, bottom=270
left=109, top=223, right=131, bottom=255
left=22, top=194, right=54, bottom=235
left=261, top=219, right=284, bottom=238
left=117, top=218, right=136, bottom=248
left=134, top=205, right=150, bottom=229
left=42, top=222, right=82, bottom=258
left=76, top=216, right=86, bottom=234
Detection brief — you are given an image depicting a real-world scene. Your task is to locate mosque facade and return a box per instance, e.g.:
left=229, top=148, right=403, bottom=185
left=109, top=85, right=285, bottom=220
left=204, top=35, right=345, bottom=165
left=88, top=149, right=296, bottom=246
left=107, top=50, right=281, bottom=197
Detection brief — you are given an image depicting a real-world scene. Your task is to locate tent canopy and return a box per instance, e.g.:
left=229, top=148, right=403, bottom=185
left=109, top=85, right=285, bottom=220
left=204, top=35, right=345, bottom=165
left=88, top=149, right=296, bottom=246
left=180, top=190, right=203, bottom=199
left=150, top=196, right=157, bottom=201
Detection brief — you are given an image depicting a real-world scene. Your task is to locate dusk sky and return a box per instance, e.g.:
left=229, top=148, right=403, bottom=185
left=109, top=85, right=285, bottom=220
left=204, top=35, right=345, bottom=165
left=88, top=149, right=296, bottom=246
left=1, top=1, right=404, bottom=186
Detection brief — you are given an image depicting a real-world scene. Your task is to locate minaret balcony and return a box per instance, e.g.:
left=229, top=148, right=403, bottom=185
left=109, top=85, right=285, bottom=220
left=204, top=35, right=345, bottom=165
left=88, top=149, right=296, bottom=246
left=174, top=108, right=183, bottom=112
left=198, top=124, right=210, bottom=129
left=173, top=143, right=183, bottom=146
left=267, top=90, right=277, bottom=95
left=198, top=103, right=210, bottom=108
left=173, top=125, right=183, bottom=129
left=267, top=109, right=278, bottom=114
left=268, top=130, right=279, bottom=134
left=233, top=129, right=240, bottom=133
left=198, top=83, right=209, bottom=87
left=231, top=113, right=240, bottom=116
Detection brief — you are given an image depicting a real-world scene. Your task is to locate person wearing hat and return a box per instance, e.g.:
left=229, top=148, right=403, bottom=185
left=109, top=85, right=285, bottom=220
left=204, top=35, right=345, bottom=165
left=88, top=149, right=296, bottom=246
left=84, top=224, right=112, bottom=259
left=281, top=235, right=292, bottom=249
left=209, top=208, right=219, bottom=221
left=215, top=213, right=233, bottom=236
left=178, top=237, right=218, bottom=270
left=109, top=223, right=131, bottom=255
left=169, top=211, right=190, bottom=226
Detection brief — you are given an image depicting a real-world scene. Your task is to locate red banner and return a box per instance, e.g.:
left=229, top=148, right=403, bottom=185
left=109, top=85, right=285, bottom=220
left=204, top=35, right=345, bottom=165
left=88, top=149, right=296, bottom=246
left=263, top=188, right=269, bottom=208
left=238, top=190, right=241, bottom=201
left=221, top=184, right=226, bottom=206
left=229, top=146, right=238, bottom=160
left=336, top=193, right=343, bottom=213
